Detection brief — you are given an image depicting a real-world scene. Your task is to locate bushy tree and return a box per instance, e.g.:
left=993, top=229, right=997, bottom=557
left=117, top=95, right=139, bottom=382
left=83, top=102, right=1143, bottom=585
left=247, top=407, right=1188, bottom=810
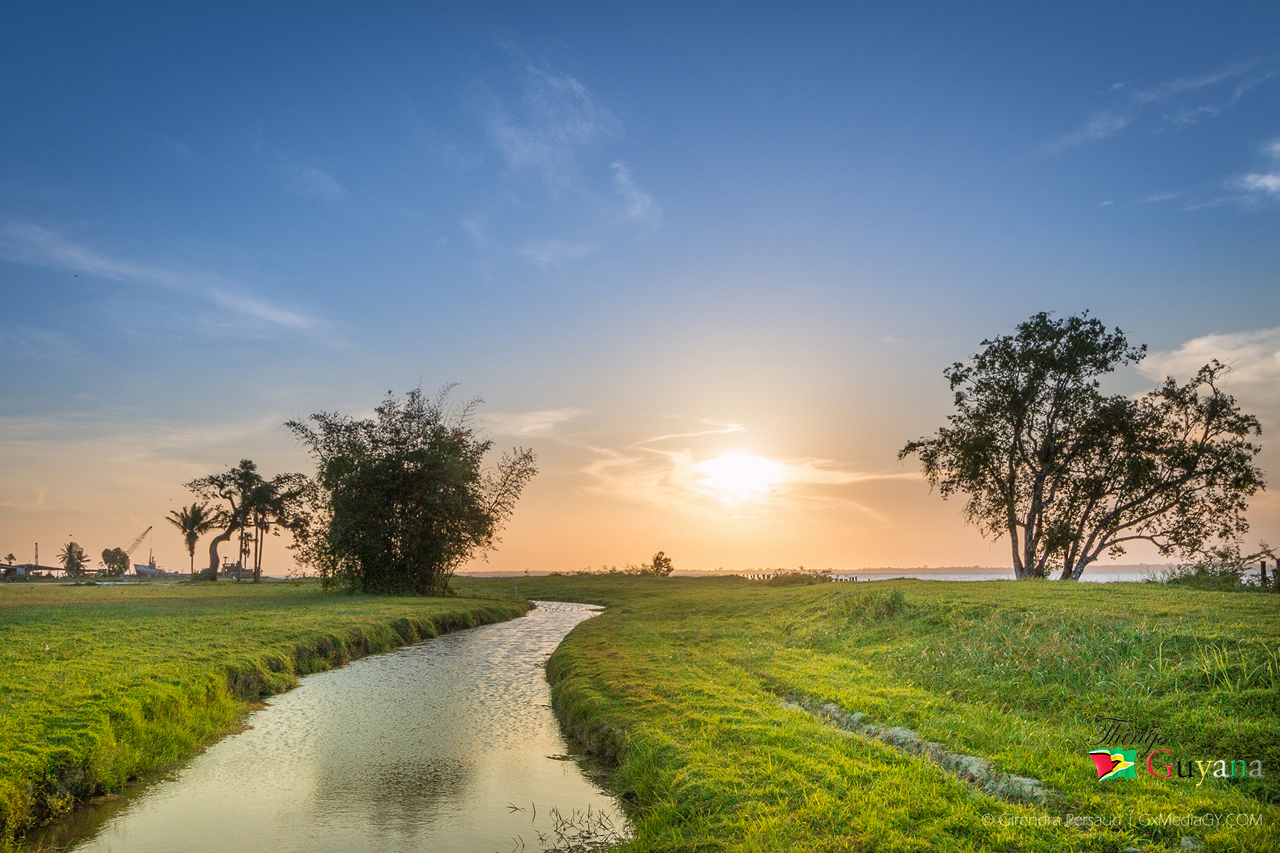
left=646, top=550, right=675, bottom=576
left=286, top=386, right=537, bottom=595
left=900, top=312, right=1266, bottom=580
left=101, top=547, right=130, bottom=577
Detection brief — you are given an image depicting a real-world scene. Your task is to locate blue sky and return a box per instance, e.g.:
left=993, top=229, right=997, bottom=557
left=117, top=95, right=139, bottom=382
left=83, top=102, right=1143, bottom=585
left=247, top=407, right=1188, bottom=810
left=2, top=1, right=1277, bottom=574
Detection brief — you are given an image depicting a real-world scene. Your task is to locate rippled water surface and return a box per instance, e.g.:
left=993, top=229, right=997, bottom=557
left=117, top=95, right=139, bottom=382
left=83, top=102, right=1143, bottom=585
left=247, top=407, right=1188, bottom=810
left=40, top=602, right=624, bottom=853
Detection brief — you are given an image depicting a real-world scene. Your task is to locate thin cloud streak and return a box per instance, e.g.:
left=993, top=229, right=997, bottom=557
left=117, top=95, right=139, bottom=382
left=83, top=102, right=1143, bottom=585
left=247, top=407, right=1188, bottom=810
left=280, top=160, right=346, bottom=204
left=611, top=160, right=661, bottom=228
left=253, top=134, right=348, bottom=204
left=0, top=325, right=84, bottom=362
left=521, top=238, right=599, bottom=268
left=1045, top=61, right=1273, bottom=152
left=0, top=224, right=322, bottom=332
left=483, top=408, right=586, bottom=437
left=1050, top=108, right=1134, bottom=150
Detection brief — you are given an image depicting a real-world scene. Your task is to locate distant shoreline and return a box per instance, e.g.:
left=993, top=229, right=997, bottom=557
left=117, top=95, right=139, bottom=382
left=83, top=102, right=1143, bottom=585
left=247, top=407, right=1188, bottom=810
left=458, top=564, right=1170, bottom=581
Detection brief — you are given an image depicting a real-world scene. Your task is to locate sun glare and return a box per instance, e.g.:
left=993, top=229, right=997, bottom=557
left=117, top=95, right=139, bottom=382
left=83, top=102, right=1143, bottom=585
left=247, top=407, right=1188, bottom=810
left=693, top=452, right=787, bottom=505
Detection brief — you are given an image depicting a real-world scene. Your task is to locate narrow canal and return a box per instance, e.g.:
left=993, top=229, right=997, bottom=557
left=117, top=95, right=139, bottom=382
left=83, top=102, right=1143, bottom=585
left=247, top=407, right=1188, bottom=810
left=35, top=602, right=626, bottom=853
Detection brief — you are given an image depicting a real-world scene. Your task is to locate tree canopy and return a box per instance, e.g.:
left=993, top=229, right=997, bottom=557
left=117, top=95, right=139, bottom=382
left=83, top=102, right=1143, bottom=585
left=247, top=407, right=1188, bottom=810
left=900, top=312, right=1266, bottom=580
left=286, top=386, right=537, bottom=595
left=100, top=547, right=130, bottom=577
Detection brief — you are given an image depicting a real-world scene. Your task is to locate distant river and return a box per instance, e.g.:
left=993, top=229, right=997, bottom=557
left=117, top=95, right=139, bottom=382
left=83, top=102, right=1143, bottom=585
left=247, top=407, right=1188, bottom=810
left=33, top=602, right=626, bottom=853
left=831, top=569, right=1155, bottom=583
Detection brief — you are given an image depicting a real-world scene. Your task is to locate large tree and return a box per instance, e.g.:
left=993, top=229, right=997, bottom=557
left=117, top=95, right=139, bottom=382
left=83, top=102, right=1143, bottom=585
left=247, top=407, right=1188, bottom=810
left=900, top=312, right=1266, bottom=580
left=184, top=461, right=308, bottom=581
left=101, top=547, right=130, bottom=577
left=286, top=386, right=538, bottom=595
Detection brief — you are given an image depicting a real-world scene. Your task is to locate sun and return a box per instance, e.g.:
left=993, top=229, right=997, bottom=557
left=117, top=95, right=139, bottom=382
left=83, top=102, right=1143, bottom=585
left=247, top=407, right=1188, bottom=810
left=692, top=452, right=786, bottom=505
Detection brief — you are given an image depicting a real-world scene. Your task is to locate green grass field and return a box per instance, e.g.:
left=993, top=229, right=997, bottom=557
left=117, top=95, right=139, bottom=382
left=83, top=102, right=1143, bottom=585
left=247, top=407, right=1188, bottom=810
left=0, top=581, right=528, bottom=845
left=454, top=574, right=1280, bottom=852
left=4, top=576, right=1276, bottom=852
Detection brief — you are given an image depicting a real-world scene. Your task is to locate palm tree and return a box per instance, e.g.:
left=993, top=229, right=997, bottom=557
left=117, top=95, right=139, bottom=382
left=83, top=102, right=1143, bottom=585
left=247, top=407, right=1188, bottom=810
left=244, top=475, right=309, bottom=582
left=167, top=502, right=217, bottom=577
left=57, top=541, right=90, bottom=576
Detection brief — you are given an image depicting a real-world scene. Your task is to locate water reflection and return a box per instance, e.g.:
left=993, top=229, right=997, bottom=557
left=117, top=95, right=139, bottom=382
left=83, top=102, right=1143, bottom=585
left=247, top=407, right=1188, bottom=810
left=36, top=602, right=623, bottom=853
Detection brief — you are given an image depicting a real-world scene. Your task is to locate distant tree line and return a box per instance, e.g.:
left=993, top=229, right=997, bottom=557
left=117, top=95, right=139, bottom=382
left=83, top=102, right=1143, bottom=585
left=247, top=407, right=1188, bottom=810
left=572, top=552, right=676, bottom=576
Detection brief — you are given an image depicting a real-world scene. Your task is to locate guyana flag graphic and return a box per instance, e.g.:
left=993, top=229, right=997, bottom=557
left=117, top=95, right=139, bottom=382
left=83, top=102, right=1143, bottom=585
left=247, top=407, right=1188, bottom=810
left=1089, top=749, right=1137, bottom=780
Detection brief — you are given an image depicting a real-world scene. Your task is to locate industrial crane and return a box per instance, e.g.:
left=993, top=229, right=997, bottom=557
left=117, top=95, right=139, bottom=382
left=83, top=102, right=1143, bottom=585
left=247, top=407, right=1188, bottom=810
left=124, top=525, right=154, bottom=575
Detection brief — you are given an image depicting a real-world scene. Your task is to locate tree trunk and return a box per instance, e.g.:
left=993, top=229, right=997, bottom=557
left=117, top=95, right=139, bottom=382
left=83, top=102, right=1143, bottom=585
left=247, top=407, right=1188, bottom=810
left=206, top=527, right=236, bottom=581
left=1010, top=523, right=1031, bottom=578
left=1061, top=554, right=1092, bottom=581
left=253, top=516, right=264, bottom=583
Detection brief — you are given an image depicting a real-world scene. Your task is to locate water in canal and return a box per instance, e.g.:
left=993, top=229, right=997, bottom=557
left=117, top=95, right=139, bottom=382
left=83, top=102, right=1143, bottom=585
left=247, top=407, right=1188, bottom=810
left=34, top=602, right=626, bottom=853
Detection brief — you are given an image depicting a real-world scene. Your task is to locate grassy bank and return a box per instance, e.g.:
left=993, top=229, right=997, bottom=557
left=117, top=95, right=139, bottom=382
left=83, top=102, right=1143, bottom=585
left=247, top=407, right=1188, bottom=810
left=457, top=575, right=1280, bottom=852
left=0, top=580, right=528, bottom=844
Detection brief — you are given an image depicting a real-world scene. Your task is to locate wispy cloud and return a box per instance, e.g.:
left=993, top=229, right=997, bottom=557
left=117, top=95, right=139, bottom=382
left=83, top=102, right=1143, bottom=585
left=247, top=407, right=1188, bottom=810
left=1046, top=62, right=1273, bottom=152
left=468, top=45, right=663, bottom=270
left=0, top=223, right=322, bottom=332
left=1049, top=108, right=1135, bottom=150
left=253, top=134, right=347, bottom=204
left=460, top=214, right=493, bottom=249
left=1239, top=173, right=1280, bottom=194
left=520, top=238, right=598, bottom=268
left=483, top=408, right=586, bottom=437
left=611, top=160, right=661, bottom=228
left=1140, top=326, right=1280, bottom=429
left=1233, top=139, right=1280, bottom=203
left=208, top=289, right=318, bottom=329
left=279, top=159, right=346, bottom=204
left=0, top=325, right=84, bottom=362
left=484, top=52, right=622, bottom=194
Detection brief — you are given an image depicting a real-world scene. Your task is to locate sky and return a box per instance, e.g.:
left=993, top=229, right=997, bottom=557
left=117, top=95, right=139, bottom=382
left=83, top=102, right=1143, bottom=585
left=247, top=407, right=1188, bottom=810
left=2, top=1, right=1278, bottom=577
